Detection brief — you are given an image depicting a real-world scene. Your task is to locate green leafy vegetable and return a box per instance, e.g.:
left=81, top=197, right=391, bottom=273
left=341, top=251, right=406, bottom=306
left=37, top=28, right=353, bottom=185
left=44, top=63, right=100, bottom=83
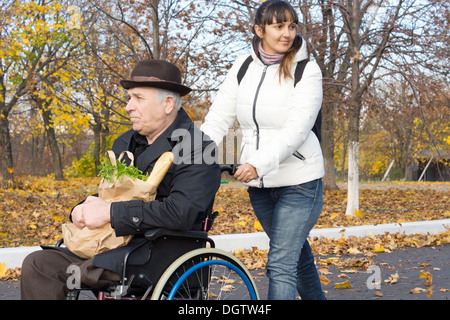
left=98, top=158, right=149, bottom=182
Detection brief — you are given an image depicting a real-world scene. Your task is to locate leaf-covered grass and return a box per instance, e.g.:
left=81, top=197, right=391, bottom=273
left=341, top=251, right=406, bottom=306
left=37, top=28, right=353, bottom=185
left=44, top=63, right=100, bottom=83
left=0, top=176, right=448, bottom=248
left=0, top=177, right=449, bottom=280
left=210, top=182, right=450, bottom=235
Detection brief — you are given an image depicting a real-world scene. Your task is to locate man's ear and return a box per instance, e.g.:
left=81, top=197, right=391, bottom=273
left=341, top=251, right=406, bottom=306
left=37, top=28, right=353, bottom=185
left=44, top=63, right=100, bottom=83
left=164, top=96, right=176, bottom=114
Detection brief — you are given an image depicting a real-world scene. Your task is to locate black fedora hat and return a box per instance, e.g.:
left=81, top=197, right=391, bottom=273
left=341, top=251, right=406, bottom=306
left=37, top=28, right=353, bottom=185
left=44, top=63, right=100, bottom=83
left=120, top=59, right=191, bottom=96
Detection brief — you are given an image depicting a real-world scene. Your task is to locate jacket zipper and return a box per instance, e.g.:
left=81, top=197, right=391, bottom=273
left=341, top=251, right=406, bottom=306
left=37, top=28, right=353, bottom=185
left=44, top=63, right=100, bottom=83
left=252, top=66, right=267, bottom=149
left=252, top=66, right=268, bottom=188
left=293, top=151, right=306, bottom=160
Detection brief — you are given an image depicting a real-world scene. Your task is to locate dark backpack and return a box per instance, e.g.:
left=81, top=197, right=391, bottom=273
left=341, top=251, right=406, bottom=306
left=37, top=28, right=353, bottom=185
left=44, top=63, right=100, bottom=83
left=236, top=56, right=322, bottom=142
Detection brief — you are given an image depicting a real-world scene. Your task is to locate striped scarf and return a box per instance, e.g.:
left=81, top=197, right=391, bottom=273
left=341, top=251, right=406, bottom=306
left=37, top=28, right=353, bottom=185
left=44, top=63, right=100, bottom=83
left=258, top=42, right=285, bottom=65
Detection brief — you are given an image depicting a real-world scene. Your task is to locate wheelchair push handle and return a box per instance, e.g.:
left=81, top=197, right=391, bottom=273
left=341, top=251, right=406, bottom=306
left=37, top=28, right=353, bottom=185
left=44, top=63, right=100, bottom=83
left=201, top=165, right=236, bottom=233
left=220, top=164, right=237, bottom=175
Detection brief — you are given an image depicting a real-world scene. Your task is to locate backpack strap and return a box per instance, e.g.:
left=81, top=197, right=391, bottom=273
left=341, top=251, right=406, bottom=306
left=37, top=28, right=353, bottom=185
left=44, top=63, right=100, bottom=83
left=238, top=56, right=308, bottom=85
left=237, top=56, right=253, bottom=85
left=312, top=109, right=322, bottom=142
left=293, top=59, right=309, bottom=86
left=295, top=59, right=322, bottom=142
left=236, top=56, right=322, bottom=142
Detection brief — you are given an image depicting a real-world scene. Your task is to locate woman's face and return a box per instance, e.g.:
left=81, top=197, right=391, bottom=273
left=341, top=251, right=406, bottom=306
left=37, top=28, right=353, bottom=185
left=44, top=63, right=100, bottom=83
left=255, top=13, right=297, bottom=54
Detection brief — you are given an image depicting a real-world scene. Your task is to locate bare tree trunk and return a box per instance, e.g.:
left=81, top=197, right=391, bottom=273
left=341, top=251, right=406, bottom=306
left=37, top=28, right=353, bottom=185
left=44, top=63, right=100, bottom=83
left=0, top=112, right=14, bottom=186
left=150, top=0, right=161, bottom=59
left=93, top=121, right=101, bottom=175
left=40, top=105, right=65, bottom=180
left=322, top=101, right=339, bottom=190
left=345, top=0, right=362, bottom=216
left=346, top=140, right=359, bottom=215
left=343, top=0, right=403, bottom=215
left=319, top=1, right=339, bottom=190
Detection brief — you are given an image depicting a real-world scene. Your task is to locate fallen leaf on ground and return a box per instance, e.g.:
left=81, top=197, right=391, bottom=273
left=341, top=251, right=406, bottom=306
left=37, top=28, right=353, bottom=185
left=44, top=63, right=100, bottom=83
left=373, top=243, right=385, bottom=252
left=319, top=274, right=332, bottom=286
left=254, top=220, right=263, bottom=231
left=0, top=262, right=7, bottom=278
left=384, top=272, right=399, bottom=284
left=409, top=287, right=427, bottom=294
left=419, top=271, right=433, bottom=286
left=0, top=263, right=21, bottom=281
left=335, top=280, right=352, bottom=289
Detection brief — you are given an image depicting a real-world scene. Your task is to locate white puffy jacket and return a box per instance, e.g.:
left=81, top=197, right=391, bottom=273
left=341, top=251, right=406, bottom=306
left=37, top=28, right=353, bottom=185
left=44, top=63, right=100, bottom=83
left=201, top=38, right=324, bottom=188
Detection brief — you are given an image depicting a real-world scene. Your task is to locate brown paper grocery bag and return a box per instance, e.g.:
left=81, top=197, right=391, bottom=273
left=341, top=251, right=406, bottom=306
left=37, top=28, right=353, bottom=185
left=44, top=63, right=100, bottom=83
left=62, top=151, right=174, bottom=259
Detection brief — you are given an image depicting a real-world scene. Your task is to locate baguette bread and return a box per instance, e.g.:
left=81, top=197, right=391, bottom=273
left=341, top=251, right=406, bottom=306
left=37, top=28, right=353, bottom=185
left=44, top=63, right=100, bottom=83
left=147, top=151, right=174, bottom=187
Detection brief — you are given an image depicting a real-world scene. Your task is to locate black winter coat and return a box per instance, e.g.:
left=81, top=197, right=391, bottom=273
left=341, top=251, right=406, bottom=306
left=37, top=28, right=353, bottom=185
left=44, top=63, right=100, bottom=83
left=109, top=108, right=221, bottom=236
left=89, top=108, right=220, bottom=274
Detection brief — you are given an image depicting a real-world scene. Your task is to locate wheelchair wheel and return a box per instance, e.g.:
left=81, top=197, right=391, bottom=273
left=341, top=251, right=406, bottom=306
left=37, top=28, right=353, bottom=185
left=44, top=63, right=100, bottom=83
left=151, top=248, right=259, bottom=300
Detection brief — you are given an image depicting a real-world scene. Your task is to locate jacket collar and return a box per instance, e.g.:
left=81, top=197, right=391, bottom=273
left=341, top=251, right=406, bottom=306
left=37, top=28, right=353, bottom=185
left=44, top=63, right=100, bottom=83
left=250, top=35, right=307, bottom=67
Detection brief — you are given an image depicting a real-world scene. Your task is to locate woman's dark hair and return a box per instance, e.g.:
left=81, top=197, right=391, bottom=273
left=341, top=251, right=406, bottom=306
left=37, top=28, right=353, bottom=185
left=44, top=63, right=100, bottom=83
left=253, top=0, right=302, bottom=81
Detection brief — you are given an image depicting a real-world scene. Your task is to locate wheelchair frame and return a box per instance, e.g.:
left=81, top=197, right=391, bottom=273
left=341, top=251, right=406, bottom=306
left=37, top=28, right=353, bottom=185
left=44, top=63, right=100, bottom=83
left=64, top=165, right=260, bottom=300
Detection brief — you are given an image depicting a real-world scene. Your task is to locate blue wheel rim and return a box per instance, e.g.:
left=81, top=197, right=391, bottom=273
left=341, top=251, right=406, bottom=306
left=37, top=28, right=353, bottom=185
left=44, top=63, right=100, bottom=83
left=167, top=259, right=257, bottom=300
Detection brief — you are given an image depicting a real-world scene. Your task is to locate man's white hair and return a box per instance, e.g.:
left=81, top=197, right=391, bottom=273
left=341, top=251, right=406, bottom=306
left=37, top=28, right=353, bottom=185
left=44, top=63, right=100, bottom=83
left=157, top=89, right=181, bottom=111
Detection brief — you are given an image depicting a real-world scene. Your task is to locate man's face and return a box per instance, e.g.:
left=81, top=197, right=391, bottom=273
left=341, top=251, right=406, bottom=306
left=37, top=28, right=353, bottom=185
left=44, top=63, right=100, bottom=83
left=125, top=87, right=170, bottom=143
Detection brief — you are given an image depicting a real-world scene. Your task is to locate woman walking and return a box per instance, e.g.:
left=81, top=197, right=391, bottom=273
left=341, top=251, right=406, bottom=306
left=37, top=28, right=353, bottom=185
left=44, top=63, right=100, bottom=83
left=201, top=0, right=325, bottom=300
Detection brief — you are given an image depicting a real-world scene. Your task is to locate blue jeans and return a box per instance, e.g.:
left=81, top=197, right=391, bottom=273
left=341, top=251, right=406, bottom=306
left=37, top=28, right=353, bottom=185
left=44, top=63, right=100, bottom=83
left=248, top=179, right=326, bottom=300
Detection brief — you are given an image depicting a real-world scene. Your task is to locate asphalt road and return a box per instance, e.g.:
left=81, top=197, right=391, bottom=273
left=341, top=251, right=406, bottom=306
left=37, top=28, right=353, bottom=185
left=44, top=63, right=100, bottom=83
left=1, top=244, right=449, bottom=300
left=312, top=243, right=450, bottom=300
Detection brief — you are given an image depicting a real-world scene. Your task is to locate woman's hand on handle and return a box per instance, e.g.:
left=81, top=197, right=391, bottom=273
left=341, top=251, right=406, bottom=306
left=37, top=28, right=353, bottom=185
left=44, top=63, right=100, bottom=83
left=234, top=163, right=258, bottom=183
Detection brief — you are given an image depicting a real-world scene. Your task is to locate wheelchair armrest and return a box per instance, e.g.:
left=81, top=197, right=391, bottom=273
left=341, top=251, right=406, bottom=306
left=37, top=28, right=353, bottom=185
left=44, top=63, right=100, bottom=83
left=144, top=228, right=209, bottom=242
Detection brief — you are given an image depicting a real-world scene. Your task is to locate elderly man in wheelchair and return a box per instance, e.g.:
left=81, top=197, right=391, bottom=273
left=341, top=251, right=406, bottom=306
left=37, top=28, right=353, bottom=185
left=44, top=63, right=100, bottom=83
left=20, top=60, right=259, bottom=300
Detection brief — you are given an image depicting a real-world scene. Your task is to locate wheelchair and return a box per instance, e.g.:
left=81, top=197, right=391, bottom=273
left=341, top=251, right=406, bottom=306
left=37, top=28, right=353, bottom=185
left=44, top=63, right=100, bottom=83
left=61, top=165, right=260, bottom=300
